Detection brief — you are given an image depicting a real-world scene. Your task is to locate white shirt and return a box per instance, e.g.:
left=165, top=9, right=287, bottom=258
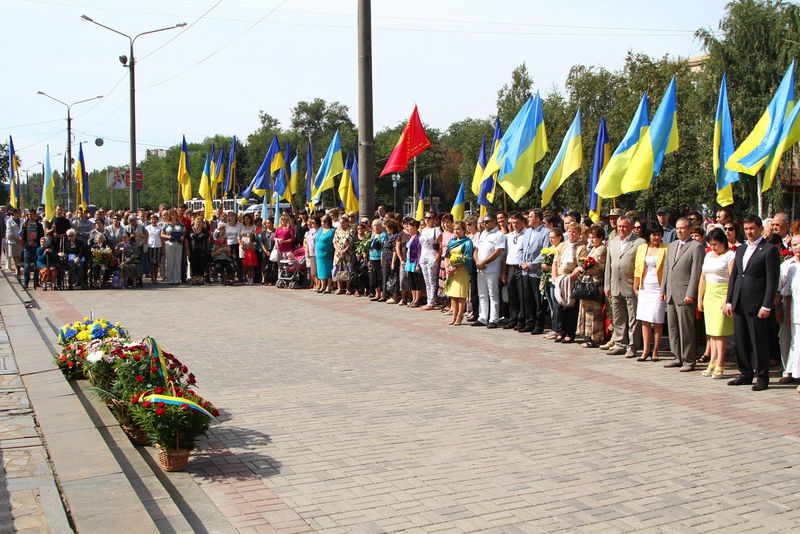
left=476, top=228, right=506, bottom=274
left=225, top=223, right=242, bottom=245
left=505, top=228, right=528, bottom=266
left=145, top=224, right=163, bottom=248
left=742, top=237, right=763, bottom=271
left=618, top=232, right=634, bottom=254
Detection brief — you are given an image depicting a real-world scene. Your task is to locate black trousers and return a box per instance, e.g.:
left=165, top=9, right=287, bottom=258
left=733, top=304, right=772, bottom=384
left=506, top=265, right=524, bottom=326
left=558, top=304, right=579, bottom=338
left=522, top=275, right=546, bottom=331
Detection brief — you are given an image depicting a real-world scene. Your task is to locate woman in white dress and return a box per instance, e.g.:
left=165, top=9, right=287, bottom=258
left=780, top=235, right=800, bottom=387
left=633, top=222, right=667, bottom=362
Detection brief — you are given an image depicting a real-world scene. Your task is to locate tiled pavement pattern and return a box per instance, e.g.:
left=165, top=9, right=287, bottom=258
left=36, top=284, right=800, bottom=533
left=0, top=316, right=71, bottom=534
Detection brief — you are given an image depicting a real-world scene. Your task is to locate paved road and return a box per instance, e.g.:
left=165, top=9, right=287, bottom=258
left=35, top=283, right=800, bottom=533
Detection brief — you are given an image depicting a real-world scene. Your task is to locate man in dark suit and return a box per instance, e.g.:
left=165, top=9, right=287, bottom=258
left=724, top=215, right=779, bottom=391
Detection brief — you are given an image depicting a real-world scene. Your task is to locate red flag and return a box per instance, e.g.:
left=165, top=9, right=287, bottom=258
left=379, top=105, right=432, bottom=177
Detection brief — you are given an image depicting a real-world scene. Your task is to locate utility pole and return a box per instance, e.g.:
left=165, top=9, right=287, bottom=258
left=357, top=0, right=375, bottom=219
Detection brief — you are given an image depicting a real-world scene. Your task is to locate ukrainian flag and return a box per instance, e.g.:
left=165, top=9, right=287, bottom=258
left=42, top=146, right=54, bottom=221
left=594, top=93, right=649, bottom=199
left=763, top=95, right=800, bottom=192
left=351, top=152, right=361, bottom=212
left=289, top=153, right=299, bottom=198
left=483, top=93, right=548, bottom=203
left=212, top=145, right=225, bottom=197
left=470, top=134, right=487, bottom=196
left=242, top=135, right=283, bottom=200
left=313, top=130, right=344, bottom=203
left=338, top=154, right=353, bottom=211
left=620, top=77, right=679, bottom=193
left=415, top=179, right=427, bottom=221
left=209, top=145, right=217, bottom=192
left=588, top=117, right=610, bottom=223
left=450, top=180, right=465, bottom=221
left=727, top=61, right=795, bottom=175
left=484, top=117, right=502, bottom=204
left=540, top=109, right=583, bottom=207
left=714, top=74, right=740, bottom=206
left=75, top=142, right=89, bottom=211
left=198, top=154, right=213, bottom=221
left=177, top=136, right=192, bottom=203
left=274, top=140, right=292, bottom=202
left=224, top=136, right=236, bottom=197
left=9, top=136, right=20, bottom=209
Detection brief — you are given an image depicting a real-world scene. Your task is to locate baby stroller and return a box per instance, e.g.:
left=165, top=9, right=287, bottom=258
left=275, top=247, right=307, bottom=289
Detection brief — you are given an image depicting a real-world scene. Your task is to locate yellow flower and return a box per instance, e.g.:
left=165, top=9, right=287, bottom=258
left=108, top=329, right=119, bottom=338
left=541, top=247, right=557, bottom=255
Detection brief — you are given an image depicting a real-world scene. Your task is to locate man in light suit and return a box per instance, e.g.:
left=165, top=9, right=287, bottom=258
left=724, top=215, right=779, bottom=391
left=662, top=217, right=705, bottom=371
left=604, top=216, right=646, bottom=357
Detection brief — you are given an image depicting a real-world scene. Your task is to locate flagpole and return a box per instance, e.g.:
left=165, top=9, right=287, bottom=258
left=413, top=157, right=418, bottom=218
left=503, top=191, right=508, bottom=212
left=757, top=171, right=764, bottom=218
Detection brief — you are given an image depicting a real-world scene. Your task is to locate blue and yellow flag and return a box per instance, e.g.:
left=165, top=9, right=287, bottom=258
left=9, top=136, right=20, bottom=209
left=471, top=134, right=487, bottom=196
left=352, top=152, right=360, bottom=210
left=75, top=142, right=90, bottom=211
left=338, top=154, right=359, bottom=214
left=727, top=61, right=795, bottom=175
left=212, top=145, right=225, bottom=197
left=714, top=75, right=739, bottom=206
left=42, top=146, right=54, bottom=221
left=289, top=153, right=299, bottom=199
left=450, top=180, right=465, bottom=221
left=209, top=145, right=217, bottom=192
left=177, top=136, right=192, bottom=203
left=588, top=117, right=610, bottom=223
left=594, top=93, right=649, bottom=199
left=198, top=154, right=213, bottom=221
left=484, top=117, right=502, bottom=204
left=415, top=179, right=427, bottom=221
left=763, top=93, right=800, bottom=192
left=313, top=130, right=344, bottom=203
left=540, top=109, right=583, bottom=207
left=224, top=136, right=236, bottom=197
left=483, top=93, right=548, bottom=202
left=242, top=135, right=283, bottom=200
left=620, top=77, right=679, bottom=193
left=306, top=142, right=314, bottom=212
left=273, top=142, right=291, bottom=202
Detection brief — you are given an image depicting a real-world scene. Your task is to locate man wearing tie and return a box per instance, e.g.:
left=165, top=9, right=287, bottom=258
left=724, top=215, right=779, bottom=391
left=662, top=217, right=705, bottom=371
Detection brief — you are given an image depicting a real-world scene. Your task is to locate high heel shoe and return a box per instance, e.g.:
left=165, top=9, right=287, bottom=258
left=636, top=354, right=652, bottom=362
left=712, top=366, right=725, bottom=379
left=554, top=336, right=563, bottom=343
left=701, top=363, right=715, bottom=377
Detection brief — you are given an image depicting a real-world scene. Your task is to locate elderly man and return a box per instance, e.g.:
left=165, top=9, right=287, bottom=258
left=520, top=209, right=550, bottom=334
left=502, top=212, right=530, bottom=330
left=605, top=216, right=646, bottom=357
left=772, top=211, right=791, bottom=250
left=472, top=213, right=506, bottom=328
left=662, top=217, right=705, bottom=371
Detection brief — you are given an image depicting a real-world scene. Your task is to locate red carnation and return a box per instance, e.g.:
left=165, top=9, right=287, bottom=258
left=155, top=407, right=165, bottom=416
left=67, top=361, right=74, bottom=368
left=59, top=355, right=66, bottom=362
left=168, top=363, right=176, bottom=370
left=150, top=366, right=158, bottom=373
left=133, top=354, right=141, bottom=361
left=181, top=365, right=188, bottom=374
left=142, top=401, right=151, bottom=408
left=154, top=387, right=165, bottom=394
left=187, top=374, right=196, bottom=385
left=211, top=409, right=220, bottom=417
left=135, top=375, right=144, bottom=383
left=181, top=404, right=190, bottom=411
left=167, top=376, right=175, bottom=382
left=131, top=394, right=140, bottom=404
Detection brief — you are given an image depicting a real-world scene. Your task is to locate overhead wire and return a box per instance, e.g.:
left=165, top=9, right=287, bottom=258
left=138, top=0, right=225, bottom=62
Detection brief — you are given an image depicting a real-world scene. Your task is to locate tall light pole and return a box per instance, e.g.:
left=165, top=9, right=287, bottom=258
left=36, top=92, right=102, bottom=212
left=357, top=0, right=375, bottom=219
left=81, top=15, right=186, bottom=211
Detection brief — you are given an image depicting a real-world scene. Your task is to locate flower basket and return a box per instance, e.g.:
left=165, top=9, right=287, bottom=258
left=122, top=425, right=151, bottom=446
left=157, top=446, right=191, bottom=471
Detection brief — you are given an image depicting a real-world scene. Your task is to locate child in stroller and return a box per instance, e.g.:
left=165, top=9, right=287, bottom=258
left=275, top=246, right=307, bottom=289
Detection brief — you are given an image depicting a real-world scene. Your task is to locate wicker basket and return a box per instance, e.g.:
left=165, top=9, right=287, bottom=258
left=122, top=425, right=151, bottom=446
left=157, top=447, right=191, bottom=472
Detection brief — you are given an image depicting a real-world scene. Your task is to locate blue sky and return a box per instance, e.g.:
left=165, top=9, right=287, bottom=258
left=2, top=0, right=729, bottom=172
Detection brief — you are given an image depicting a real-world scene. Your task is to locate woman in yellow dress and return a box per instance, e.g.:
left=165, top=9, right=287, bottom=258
left=444, top=221, right=474, bottom=326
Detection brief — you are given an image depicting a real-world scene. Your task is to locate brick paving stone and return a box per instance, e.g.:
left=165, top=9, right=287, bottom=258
left=34, top=285, right=800, bottom=533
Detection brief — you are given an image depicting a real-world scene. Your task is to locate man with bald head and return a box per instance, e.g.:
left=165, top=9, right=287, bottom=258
left=772, top=211, right=791, bottom=250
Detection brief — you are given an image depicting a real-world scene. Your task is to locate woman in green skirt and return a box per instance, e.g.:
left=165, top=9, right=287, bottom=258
left=697, top=227, right=735, bottom=378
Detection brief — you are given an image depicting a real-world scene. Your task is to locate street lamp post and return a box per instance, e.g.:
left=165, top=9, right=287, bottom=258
left=81, top=15, right=186, bottom=211
left=36, top=92, right=102, bottom=212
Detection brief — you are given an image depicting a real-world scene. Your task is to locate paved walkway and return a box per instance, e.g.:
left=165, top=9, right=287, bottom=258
left=33, top=283, right=800, bottom=533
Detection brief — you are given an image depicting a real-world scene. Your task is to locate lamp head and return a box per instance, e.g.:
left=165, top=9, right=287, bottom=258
left=119, top=55, right=128, bottom=66
left=80, top=14, right=93, bottom=22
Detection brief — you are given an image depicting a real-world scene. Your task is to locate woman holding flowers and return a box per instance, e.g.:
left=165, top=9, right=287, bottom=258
left=332, top=216, right=355, bottom=295
left=551, top=223, right=586, bottom=343
left=633, top=222, right=668, bottom=361
left=444, top=221, right=474, bottom=325
left=577, top=225, right=607, bottom=348
left=541, top=229, right=563, bottom=339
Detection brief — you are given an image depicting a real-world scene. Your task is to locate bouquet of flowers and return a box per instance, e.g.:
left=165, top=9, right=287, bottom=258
left=54, top=343, right=87, bottom=379
left=92, top=247, right=114, bottom=266
left=355, top=235, right=371, bottom=256
left=449, top=253, right=466, bottom=268
left=58, top=318, right=130, bottom=346
left=780, top=248, right=793, bottom=263
left=579, top=255, right=597, bottom=270
left=540, top=247, right=557, bottom=287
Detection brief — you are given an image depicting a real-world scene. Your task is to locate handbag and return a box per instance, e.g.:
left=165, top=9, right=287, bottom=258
left=571, top=277, right=600, bottom=301
left=269, top=247, right=279, bottom=263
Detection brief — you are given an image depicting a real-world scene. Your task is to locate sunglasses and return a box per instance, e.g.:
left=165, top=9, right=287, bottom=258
left=724, top=227, right=735, bottom=231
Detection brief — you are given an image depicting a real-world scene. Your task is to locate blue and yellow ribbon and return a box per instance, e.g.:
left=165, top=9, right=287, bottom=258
left=141, top=394, right=219, bottom=423
left=144, top=336, right=171, bottom=390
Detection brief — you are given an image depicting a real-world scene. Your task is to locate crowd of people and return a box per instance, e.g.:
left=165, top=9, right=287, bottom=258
left=2, top=202, right=797, bottom=392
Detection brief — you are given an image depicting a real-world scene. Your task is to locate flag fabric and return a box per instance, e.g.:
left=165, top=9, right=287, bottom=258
left=306, top=142, right=314, bottom=212
left=289, top=153, right=299, bottom=198
left=241, top=135, right=283, bottom=200
left=620, top=77, right=679, bottom=193
left=588, top=117, right=610, bottom=223
left=483, top=117, right=503, bottom=204
left=9, top=136, right=20, bottom=209
left=450, top=180, right=465, bottom=221
left=209, top=145, right=217, bottom=192
left=714, top=74, right=740, bottom=206
left=540, top=109, right=583, bottom=206
left=482, top=92, right=549, bottom=202
left=338, top=154, right=359, bottom=214
left=352, top=152, right=360, bottom=210
left=470, top=134, right=487, bottom=196
left=415, top=179, right=427, bottom=221
left=379, top=105, right=432, bottom=177
left=273, top=142, right=291, bottom=202
left=594, top=93, right=650, bottom=198
left=224, top=136, right=236, bottom=196
left=177, top=136, right=192, bottom=203
left=75, top=142, right=90, bottom=211
left=763, top=95, right=800, bottom=192
left=42, top=146, right=55, bottom=221
left=198, top=154, right=213, bottom=221
left=313, top=130, right=344, bottom=203
left=212, top=146, right=225, bottom=198
left=727, top=61, right=795, bottom=175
